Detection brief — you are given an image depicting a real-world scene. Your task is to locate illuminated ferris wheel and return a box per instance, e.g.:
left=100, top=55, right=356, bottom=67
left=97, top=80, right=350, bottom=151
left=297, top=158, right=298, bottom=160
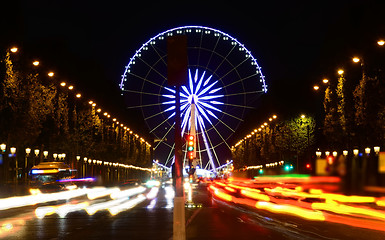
left=119, top=26, right=267, bottom=171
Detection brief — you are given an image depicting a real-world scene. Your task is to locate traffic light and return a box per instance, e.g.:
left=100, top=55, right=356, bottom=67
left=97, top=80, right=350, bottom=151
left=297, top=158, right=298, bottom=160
left=187, top=135, right=195, bottom=160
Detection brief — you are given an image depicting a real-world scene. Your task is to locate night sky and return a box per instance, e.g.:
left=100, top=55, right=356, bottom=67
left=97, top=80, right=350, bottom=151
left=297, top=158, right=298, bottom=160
left=2, top=0, right=385, bottom=143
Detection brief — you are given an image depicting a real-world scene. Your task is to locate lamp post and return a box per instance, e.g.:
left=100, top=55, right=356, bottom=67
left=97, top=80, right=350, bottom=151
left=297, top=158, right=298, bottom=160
left=10, top=147, right=17, bottom=182
left=76, top=156, right=81, bottom=178
left=43, top=151, right=48, bottom=160
left=351, top=148, right=359, bottom=194
left=25, top=148, right=31, bottom=181
left=1, top=144, right=6, bottom=182
left=34, top=149, right=39, bottom=166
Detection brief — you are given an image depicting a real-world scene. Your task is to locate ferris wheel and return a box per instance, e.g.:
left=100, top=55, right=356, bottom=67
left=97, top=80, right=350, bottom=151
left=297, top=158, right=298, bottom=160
left=119, top=26, right=267, bottom=172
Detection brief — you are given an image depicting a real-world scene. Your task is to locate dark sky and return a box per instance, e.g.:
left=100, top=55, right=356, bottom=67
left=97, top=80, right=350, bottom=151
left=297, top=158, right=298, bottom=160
left=2, top=0, right=385, bottom=142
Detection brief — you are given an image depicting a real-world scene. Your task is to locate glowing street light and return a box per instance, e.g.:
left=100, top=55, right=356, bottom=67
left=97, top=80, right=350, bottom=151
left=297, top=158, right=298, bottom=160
left=76, top=93, right=81, bottom=98
left=25, top=148, right=31, bottom=156
left=378, top=40, right=385, bottom=46
left=313, top=85, right=320, bottom=90
left=0, top=143, right=6, bottom=152
left=33, top=61, right=40, bottom=66
left=10, top=147, right=16, bottom=155
left=48, top=72, right=54, bottom=77
left=337, top=69, right=344, bottom=75
left=374, top=146, right=380, bottom=154
left=365, top=147, right=371, bottom=155
left=352, top=57, right=360, bottom=63
left=10, top=47, right=18, bottom=53
left=322, top=78, right=329, bottom=84
left=353, top=149, right=359, bottom=156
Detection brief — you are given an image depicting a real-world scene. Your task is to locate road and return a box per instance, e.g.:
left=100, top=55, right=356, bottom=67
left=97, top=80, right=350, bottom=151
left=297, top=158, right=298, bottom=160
left=1, top=178, right=385, bottom=239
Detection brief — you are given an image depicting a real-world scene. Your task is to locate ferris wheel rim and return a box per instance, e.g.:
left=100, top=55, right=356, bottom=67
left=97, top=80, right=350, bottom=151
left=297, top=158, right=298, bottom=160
left=120, top=25, right=267, bottom=169
left=119, top=25, right=267, bottom=93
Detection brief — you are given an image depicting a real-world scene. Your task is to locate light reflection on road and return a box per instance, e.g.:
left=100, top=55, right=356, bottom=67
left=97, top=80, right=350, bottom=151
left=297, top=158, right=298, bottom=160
left=208, top=176, right=385, bottom=232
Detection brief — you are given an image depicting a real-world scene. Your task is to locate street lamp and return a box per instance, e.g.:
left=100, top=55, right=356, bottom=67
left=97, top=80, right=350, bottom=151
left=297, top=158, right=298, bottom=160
left=365, top=147, right=371, bottom=155
left=337, top=69, right=344, bottom=75
left=53, top=153, right=58, bottom=160
left=10, top=47, right=18, bottom=53
left=0, top=143, right=6, bottom=152
left=10, top=147, right=17, bottom=181
left=352, top=57, right=360, bottom=63
left=43, top=151, right=48, bottom=159
left=322, top=78, right=329, bottom=84
left=378, top=40, right=385, bottom=46
left=332, top=151, right=338, bottom=157
left=10, top=147, right=16, bottom=155
left=353, top=149, right=359, bottom=156
left=316, top=150, right=321, bottom=158
left=25, top=148, right=31, bottom=181
left=374, top=146, right=380, bottom=154
left=343, top=150, right=348, bottom=156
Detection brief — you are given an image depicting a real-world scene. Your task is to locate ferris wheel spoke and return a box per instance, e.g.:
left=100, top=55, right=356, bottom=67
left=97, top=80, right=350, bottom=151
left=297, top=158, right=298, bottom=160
left=197, top=116, right=217, bottom=171
left=126, top=72, right=165, bottom=89
left=144, top=111, right=164, bottom=121
left=122, top=89, right=163, bottom=97
left=149, top=43, right=168, bottom=67
left=204, top=34, right=221, bottom=71
left=196, top=30, right=204, bottom=66
left=149, top=112, right=175, bottom=133
left=222, top=72, right=259, bottom=89
left=127, top=102, right=168, bottom=109
left=212, top=44, right=238, bottom=74
left=194, top=70, right=206, bottom=94
left=137, top=56, right=168, bottom=82
left=154, top=122, right=175, bottom=150
left=181, top=106, right=191, bottom=134
left=164, top=87, right=176, bottom=94
left=198, top=103, right=236, bottom=134
left=165, top=147, right=175, bottom=167
left=196, top=104, right=212, bottom=125
left=199, top=95, right=224, bottom=100
left=216, top=101, right=253, bottom=109
left=218, top=56, right=251, bottom=82
left=200, top=100, right=244, bottom=122
left=197, top=101, right=222, bottom=113
left=197, top=80, right=219, bottom=97
left=225, top=90, right=265, bottom=97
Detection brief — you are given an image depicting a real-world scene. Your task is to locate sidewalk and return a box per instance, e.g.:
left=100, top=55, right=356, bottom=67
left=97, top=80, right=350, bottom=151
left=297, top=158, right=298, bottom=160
left=0, top=182, right=30, bottom=198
